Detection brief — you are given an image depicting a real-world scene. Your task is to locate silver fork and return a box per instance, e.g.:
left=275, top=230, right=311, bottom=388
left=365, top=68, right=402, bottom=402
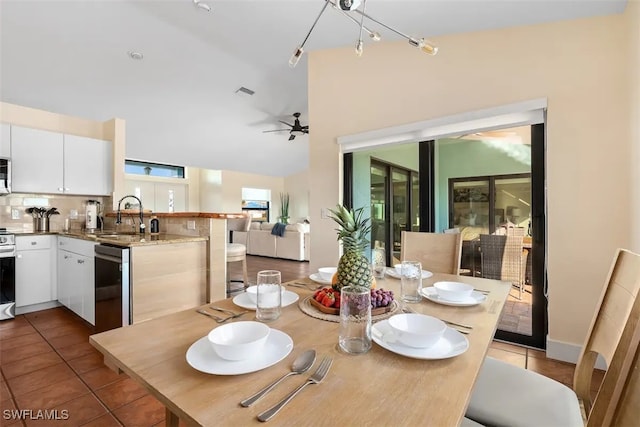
left=196, top=309, right=245, bottom=323
left=257, top=356, right=333, bottom=422
left=210, top=306, right=248, bottom=319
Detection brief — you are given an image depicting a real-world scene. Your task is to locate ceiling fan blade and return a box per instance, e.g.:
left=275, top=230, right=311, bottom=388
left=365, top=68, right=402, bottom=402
left=278, top=120, right=294, bottom=127
left=263, top=129, right=290, bottom=133
left=302, top=129, right=309, bottom=134
left=301, top=125, right=309, bottom=130
left=288, top=134, right=296, bottom=141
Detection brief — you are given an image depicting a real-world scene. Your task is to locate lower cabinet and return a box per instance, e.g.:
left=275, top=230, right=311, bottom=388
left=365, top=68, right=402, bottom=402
left=15, top=235, right=56, bottom=307
left=57, top=237, right=96, bottom=325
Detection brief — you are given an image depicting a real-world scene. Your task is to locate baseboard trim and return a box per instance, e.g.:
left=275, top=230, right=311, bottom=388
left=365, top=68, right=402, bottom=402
left=15, top=300, right=62, bottom=315
left=546, top=336, right=607, bottom=370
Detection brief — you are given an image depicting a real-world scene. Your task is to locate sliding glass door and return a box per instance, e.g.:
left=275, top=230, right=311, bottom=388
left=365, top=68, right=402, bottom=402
left=370, top=159, right=418, bottom=265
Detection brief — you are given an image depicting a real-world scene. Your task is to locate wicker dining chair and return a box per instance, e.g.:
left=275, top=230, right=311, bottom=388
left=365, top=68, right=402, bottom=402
left=479, top=233, right=525, bottom=299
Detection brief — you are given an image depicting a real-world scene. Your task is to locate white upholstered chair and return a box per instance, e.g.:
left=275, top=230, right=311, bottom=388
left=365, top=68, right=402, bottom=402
left=226, top=214, right=251, bottom=294
left=465, top=248, right=640, bottom=427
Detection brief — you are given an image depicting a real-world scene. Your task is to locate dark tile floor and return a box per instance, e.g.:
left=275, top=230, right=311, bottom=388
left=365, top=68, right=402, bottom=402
left=1, top=256, right=596, bottom=426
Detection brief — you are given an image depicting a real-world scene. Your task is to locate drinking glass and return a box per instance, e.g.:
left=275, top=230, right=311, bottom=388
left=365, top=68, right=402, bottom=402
left=401, top=260, right=423, bottom=303
left=256, top=270, right=282, bottom=322
left=339, top=286, right=372, bottom=354
left=371, top=248, right=386, bottom=279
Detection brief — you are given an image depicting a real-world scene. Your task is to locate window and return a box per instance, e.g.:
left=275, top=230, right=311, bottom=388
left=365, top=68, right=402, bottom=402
left=125, top=160, right=185, bottom=178
left=449, top=173, right=531, bottom=237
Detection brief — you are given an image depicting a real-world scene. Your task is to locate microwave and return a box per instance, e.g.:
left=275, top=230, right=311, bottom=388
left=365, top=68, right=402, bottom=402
left=0, top=158, right=10, bottom=195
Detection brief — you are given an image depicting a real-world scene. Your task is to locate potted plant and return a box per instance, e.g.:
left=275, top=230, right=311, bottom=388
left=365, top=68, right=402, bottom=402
left=279, top=192, right=290, bottom=224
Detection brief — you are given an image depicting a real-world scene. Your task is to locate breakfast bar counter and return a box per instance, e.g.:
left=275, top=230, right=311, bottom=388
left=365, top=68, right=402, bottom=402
left=90, top=273, right=511, bottom=426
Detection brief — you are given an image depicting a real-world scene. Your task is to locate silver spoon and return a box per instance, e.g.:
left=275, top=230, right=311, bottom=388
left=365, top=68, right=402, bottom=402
left=240, top=349, right=316, bottom=407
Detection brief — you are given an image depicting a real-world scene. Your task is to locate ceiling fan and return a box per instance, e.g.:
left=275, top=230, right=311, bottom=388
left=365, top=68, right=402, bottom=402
left=262, top=112, right=309, bottom=141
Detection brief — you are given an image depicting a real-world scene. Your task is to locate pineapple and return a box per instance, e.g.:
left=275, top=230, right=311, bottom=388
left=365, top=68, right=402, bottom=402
left=328, top=204, right=373, bottom=291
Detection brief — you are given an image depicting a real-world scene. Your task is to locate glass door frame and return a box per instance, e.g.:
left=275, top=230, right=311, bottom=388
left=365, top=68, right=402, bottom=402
left=370, top=158, right=419, bottom=266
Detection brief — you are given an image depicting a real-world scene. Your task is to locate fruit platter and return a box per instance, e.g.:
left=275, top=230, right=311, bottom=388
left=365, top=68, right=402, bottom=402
left=309, top=287, right=395, bottom=316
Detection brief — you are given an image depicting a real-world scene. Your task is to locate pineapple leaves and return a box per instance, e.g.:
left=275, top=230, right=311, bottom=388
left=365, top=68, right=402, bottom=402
left=327, top=204, right=371, bottom=251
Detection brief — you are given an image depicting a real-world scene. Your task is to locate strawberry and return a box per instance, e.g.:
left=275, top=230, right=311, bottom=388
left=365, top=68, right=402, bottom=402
left=321, top=292, right=336, bottom=307
left=334, top=294, right=341, bottom=308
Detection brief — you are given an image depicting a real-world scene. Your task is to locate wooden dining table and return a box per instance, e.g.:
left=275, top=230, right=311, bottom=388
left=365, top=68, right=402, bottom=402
left=90, top=273, right=510, bottom=426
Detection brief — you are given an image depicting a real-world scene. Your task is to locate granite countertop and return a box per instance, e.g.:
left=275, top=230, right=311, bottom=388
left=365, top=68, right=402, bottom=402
left=14, top=231, right=208, bottom=247
left=104, top=212, right=246, bottom=219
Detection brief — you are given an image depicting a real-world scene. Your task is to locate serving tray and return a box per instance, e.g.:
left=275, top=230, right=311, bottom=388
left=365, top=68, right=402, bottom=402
left=309, top=295, right=393, bottom=316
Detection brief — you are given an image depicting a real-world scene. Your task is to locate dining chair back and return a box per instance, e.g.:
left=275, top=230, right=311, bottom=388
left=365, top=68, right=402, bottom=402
left=465, top=248, right=640, bottom=427
left=574, top=248, right=640, bottom=414
left=587, top=289, right=640, bottom=427
left=479, top=233, right=525, bottom=299
left=401, top=231, right=462, bottom=275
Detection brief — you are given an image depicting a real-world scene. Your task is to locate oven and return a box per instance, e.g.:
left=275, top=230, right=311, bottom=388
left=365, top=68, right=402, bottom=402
left=0, top=231, right=16, bottom=320
left=0, top=158, right=11, bottom=195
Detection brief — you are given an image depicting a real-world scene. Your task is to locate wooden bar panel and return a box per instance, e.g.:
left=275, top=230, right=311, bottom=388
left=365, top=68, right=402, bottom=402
left=131, top=241, right=206, bottom=323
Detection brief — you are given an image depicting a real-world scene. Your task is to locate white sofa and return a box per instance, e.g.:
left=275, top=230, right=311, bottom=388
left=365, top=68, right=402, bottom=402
left=232, top=222, right=310, bottom=261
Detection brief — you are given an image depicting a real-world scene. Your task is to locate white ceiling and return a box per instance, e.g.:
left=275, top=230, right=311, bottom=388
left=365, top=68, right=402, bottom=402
left=0, top=0, right=627, bottom=177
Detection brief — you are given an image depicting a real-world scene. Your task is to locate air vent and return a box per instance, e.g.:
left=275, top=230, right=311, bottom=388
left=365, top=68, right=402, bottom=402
left=235, top=87, right=255, bottom=96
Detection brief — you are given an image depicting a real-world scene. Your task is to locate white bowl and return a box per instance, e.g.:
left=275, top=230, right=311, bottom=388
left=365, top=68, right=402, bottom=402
left=433, top=281, right=474, bottom=302
left=388, top=313, right=446, bottom=349
left=207, top=321, right=270, bottom=361
left=394, top=264, right=403, bottom=275
left=318, top=267, right=337, bottom=281
left=245, top=285, right=286, bottom=305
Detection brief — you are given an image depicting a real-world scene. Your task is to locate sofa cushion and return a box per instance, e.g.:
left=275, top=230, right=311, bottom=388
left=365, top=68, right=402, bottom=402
left=250, top=222, right=261, bottom=231
left=285, top=223, right=305, bottom=232
left=260, top=223, right=275, bottom=231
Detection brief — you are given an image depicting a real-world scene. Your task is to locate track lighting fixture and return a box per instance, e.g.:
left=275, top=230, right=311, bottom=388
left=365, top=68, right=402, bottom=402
left=289, top=0, right=438, bottom=68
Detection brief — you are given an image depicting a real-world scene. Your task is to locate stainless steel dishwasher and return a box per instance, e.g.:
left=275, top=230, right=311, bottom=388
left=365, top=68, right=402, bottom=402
left=94, top=244, right=131, bottom=333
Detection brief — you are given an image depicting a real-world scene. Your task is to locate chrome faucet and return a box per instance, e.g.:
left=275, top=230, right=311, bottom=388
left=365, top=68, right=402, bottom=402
left=116, top=195, right=146, bottom=234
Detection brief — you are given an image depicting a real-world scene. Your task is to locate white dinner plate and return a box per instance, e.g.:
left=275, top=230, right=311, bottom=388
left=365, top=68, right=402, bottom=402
left=385, top=268, right=434, bottom=280
left=372, top=320, right=469, bottom=360
left=309, top=273, right=332, bottom=285
left=420, top=287, right=487, bottom=307
left=186, top=329, right=293, bottom=375
left=232, top=290, right=299, bottom=310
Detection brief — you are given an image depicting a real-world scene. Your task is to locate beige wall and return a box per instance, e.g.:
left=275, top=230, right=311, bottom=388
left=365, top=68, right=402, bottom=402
left=308, top=14, right=631, bottom=350
left=629, top=1, right=640, bottom=252
left=284, top=169, right=309, bottom=223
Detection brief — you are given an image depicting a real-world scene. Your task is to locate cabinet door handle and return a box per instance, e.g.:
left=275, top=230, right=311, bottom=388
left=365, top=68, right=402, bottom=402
left=65, top=188, right=70, bottom=192
left=17, top=254, right=22, bottom=259
left=77, top=259, right=85, bottom=264
left=31, top=241, right=37, bottom=245
left=58, top=187, right=64, bottom=192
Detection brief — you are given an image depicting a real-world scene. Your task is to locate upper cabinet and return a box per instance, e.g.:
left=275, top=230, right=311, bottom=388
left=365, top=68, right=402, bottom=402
left=10, top=125, right=113, bottom=195
left=0, top=124, right=10, bottom=158
left=11, top=126, right=65, bottom=194
left=64, top=134, right=113, bottom=196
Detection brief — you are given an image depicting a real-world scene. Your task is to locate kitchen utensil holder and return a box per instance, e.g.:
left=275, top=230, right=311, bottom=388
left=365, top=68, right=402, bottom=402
left=34, top=217, right=50, bottom=232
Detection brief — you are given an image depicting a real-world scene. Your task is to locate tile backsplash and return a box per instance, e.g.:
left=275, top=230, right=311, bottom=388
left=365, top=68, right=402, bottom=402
left=0, top=194, right=108, bottom=232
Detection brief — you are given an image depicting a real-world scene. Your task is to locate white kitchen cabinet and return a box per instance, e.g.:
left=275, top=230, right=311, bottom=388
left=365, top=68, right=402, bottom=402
left=155, top=182, right=187, bottom=212
left=64, top=134, right=113, bottom=196
left=0, top=123, right=10, bottom=158
left=57, top=237, right=97, bottom=324
left=125, top=179, right=187, bottom=212
left=10, top=125, right=112, bottom=195
left=11, top=126, right=64, bottom=194
left=15, top=235, right=56, bottom=307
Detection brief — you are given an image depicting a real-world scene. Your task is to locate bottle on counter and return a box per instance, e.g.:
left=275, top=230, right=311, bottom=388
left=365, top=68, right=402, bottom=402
left=150, top=216, right=160, bottom=235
